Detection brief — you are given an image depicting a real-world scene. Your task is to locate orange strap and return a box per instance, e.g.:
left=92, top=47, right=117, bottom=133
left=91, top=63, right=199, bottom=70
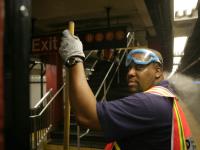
left=145, top=86, right=191, bottom=150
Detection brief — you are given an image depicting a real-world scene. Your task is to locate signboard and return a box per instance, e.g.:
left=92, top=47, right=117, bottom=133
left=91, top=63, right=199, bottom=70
left=32, top=26, right=128, bottom=54
left=32, top=36, right=61, bottom=53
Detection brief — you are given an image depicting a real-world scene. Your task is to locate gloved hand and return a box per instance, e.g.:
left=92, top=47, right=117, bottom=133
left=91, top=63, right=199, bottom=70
left=59, top=29, right=85, bottom=62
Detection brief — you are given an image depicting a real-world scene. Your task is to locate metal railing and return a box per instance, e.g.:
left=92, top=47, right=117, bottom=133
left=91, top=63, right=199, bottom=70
left=85, top=59, right=98, bottom=80
left=85, top=50, right=97, bottom=60
left=30, top=83, right=65, bottom=150
left=29, top=50, right=98, bottom=150
left=29, top=49, right=126, bottom=149
left=101, top=49, right=127, bottom=100
left=94, top=60, right=115, bottom=98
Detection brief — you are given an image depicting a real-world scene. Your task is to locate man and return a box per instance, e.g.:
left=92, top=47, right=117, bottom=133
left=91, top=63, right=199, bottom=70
left=59, top=30, right=195, bottom=150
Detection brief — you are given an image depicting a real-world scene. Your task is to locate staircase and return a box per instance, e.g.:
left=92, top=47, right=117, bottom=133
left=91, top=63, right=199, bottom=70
left=44, top=50, right=129, bottom=150
left=46, top=113, right=107, bottom=149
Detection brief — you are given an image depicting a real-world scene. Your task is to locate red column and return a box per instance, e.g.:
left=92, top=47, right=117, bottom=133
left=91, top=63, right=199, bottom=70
left=46, top=53, right=63, bottom=126
left=0, top=0, right=4, bottom=148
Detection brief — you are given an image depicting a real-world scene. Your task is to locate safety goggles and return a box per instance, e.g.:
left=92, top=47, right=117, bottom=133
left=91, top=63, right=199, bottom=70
left=125, top=49, right=162, bottom=67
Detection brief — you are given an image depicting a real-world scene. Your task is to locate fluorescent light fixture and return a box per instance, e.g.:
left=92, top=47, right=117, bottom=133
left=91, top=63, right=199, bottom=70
left=174, top=0, right=198, bottom=17
left=176, top=11, right=184, bottom=17
left=185, top=9, right=193, bottom=16
left=173, top=56, right=182, bottom=64
left=173, top=36, right=188, bottom=56
left=172, top=64, right=179, bottom=72
left=167, top=64, right=179, bottom=79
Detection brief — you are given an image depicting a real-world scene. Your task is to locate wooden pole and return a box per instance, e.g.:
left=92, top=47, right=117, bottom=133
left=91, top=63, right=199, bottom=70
left=68, top=21, right=75, bottom=35
left=63, top=21, right=74, bottom=150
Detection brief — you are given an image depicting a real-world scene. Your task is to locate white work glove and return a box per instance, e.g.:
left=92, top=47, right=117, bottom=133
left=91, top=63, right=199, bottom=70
left=59, top=29, right=85, bottom=62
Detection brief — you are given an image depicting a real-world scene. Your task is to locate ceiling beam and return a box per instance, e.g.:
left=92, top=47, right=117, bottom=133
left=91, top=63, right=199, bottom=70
left=133, top=0, right=156, bottom=36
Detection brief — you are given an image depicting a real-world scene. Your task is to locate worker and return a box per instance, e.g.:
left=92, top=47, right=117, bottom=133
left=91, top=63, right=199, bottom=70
left=59, top=29, right=196, bottom=150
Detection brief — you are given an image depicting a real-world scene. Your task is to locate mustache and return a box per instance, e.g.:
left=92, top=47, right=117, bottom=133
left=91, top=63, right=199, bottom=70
left=127, top=76, right=138, bottom=83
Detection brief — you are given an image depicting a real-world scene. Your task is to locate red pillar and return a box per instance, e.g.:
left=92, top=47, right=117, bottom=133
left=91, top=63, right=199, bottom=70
left=46, top=53, right=63, bottom=126
left=0, top=0, right=4, bottom=148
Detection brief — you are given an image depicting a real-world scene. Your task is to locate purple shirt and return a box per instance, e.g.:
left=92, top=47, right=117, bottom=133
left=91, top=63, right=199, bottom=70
left=96, top=80, right=173, bottom=150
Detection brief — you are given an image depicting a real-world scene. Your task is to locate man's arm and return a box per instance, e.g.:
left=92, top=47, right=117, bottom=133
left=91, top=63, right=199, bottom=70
left=59, top=29, right=101, bottom=130
left=68, top=63, right=101, bottom=130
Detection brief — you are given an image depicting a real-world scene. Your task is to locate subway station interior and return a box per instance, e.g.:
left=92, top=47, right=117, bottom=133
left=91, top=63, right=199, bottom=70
left=0, top=0, right=200, bottom=149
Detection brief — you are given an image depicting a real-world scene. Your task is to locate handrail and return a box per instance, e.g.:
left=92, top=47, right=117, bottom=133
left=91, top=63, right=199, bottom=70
left=33, top=88, right=53, bottom=108
left=30, top=84, right=67, bottom=150
left=79, top=128, right=90, bottom=138
left=85, top=59, right=98, bottom=74
left=101, top=49, right=127, bottom=100
left=91, top=60, right=98, bottom=71
left=94, top=61, right=115, bottom=97
left=30, top=83, right=65, bottom=118
left=85, top=50, right=96, bottom=60
left=127, top=32, right=134, bottom=47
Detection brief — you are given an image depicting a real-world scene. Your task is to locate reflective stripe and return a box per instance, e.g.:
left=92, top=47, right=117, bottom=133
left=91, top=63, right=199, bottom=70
left=145, top=86, right=175, bottom=97
left=174, top=101, right=187, bottom=150
left=104, top=142, right=121, bottom=150
left=145, top=86, right=191, bottom=150
left=171, top=112, right=174, bottom=150
left=113, top=142, right=121, bottom=150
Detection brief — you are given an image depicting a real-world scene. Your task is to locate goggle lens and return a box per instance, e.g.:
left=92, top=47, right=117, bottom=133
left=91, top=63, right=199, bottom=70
left=125, top=49, right=162, bottom=67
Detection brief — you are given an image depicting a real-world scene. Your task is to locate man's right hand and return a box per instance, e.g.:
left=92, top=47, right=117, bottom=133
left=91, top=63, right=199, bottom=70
left=59, top=29, right=85, bottom=62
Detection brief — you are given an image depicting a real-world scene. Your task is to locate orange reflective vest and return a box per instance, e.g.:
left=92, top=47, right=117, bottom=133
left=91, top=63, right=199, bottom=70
left=104, top=86, right=194, bottom=150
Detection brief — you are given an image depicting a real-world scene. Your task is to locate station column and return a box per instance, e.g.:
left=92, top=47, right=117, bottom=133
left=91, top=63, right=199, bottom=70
left=46, top=53, right=64, bottom=126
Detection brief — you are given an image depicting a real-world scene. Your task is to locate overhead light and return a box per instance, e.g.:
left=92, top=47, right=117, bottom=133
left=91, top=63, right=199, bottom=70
left=173, top=36, right=188, bottom=56
left=173, top=56, right=182, bottom=64
left=174, top=0, right=198, bottom=18
left=174, top=0, right=198, bottom=14
left=175, top=11, right=184, bottom=17
left=167, top=64, right=179, bottom=79
left=172, top=64, right=179, bottom=72
left=185, top=9, right=193, bottom=16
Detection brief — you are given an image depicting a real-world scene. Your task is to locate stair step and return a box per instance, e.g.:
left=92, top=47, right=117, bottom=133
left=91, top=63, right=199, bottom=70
left=46, top=56, right=129, bottom=149
left=49, top=125, right=106, bottom=149
left=47, top=136, right=106, bottom=149
left=44, top=143, right=104, bottom=150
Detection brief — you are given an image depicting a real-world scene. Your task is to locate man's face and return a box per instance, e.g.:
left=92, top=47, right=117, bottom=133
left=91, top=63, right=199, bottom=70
left=126, top=53, right=158, bottom=93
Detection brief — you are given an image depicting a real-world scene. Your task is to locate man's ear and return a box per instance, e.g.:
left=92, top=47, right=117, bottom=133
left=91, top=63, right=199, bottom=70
left=154, top=64, right=163, bottom=79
